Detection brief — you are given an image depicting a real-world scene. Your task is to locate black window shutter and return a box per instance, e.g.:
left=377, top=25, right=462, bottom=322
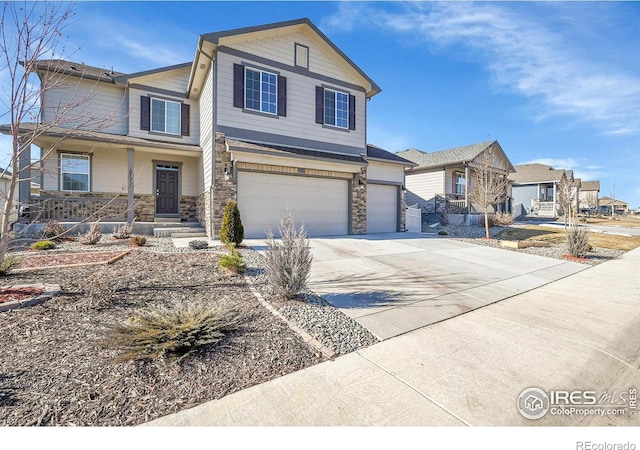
left=140, top=96, right=150, bottom=130
left=348, top=94, right=356, bottom=130
left=233, top=64, right=245, bottom=108
left=315, top=86, right=324, bottom=124
left=181, top=103, right=190, bottom=136
left=277, top=75, right=287, bottom=117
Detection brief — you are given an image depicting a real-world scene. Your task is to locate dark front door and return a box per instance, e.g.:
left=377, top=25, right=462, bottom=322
left=156, top=168, right=179, bottom=215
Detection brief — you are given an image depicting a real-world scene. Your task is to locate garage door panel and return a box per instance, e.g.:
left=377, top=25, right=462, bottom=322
left=367, top=184, right=398, bottom=233
left=238, top=172, right=349, bottom=238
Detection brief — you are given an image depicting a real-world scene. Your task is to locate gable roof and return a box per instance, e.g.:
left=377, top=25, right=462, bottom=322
left=398, top=141, right=514, bottom=172
left=191, top=18, right=380, bottom=98
left=581, top=180, right=600, bottom=191
left=366, top=144, right=415, bottom=166
left=510, top=163, right=567, bottom=184
left=599, top=196, right=628, bottom=206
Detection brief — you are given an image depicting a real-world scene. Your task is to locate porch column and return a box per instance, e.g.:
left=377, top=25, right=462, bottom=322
left=17, top=139, right=31, bottom=214
left=127, top=148, right=134, bottom=223
left=552, top=182, right=557, bottom=217
left=464, top=164, right=470, bottom=214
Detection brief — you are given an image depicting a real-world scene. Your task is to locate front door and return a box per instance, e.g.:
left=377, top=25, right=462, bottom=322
left=156, top=167, right=179, bottom=215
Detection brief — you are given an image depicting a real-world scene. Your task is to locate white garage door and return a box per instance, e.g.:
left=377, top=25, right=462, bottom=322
left=367, top=183, right=398, bottom=233
left=237, top=171, right=349, bottom=238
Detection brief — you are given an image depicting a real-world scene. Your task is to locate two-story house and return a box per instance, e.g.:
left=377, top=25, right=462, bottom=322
left=3, top=18, right=414, bottom=238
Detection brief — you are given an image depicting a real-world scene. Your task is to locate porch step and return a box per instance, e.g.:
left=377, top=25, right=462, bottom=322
left=153, top=226, right=206, bottom=238
left=154, top=217, right=181, bottom=223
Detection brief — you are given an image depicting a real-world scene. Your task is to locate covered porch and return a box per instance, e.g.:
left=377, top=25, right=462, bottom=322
left=21, top=127, right=203, bottom=226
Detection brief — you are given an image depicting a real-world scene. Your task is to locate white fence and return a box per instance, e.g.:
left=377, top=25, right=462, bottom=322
left=406, top=205, right=422, bottom=233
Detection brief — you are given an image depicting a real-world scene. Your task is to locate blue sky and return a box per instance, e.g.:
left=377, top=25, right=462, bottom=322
left=2, top=1, right=639, bottom=207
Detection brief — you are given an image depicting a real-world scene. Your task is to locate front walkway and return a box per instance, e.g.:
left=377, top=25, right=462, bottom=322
left=146, top=244, right=640, bottom=426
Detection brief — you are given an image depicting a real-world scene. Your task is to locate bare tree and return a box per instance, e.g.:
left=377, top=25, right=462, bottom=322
left=0, top=1, right=126, bottom=264
left=467, top=150, right=509, bottom=239
left=557, top=174, right=577, bottom=229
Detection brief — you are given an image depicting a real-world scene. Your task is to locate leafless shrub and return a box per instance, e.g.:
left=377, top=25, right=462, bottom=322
left=42, top=220, right=66, bottom=240
left=103, top=300, right=240, bottom=362
left=566, top=225, right=590, bottom=257
left=85, top=273, right=127, bottom=308
left=486, top=212, right=513, bottom=228
left=78, top=221, right=102, bottom=245
left=264, top=212, right=313, bottom=299
left=112, top=220, right=134, bottom=239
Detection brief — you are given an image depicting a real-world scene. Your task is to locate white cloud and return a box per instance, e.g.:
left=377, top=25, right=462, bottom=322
left=323, top=2, right=640, bottom=135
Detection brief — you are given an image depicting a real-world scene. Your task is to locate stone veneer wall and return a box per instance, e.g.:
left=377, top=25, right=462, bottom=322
left=351, top=167, right=367, bottom=234
left=195, top=191, right=212, bottom=236
left=37, top=190, right=197, bottom=222
left=211, top=132, right=237, bottom=238
left=399, top=188, right=407, bottom=232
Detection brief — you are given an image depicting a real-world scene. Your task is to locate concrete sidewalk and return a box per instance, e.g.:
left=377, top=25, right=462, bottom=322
left=146, top=246, right=640, bottom=426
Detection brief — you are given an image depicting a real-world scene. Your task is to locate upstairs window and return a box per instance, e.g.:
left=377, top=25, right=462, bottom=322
left=315, top=86, right=356, bottom=130
left=140, top=96, right=190, bottom=136
left=61, top=153, right=90, bottom=192
left=323, top=89, right=349, bottom=129
left=151, top=98, right=181, bottom=135
left=245, top=68, right=277, bottom=114
left=233, top=64, right=287, bottom=117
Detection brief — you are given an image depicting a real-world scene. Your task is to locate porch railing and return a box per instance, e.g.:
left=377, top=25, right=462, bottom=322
left=27, top=197, right=129, bottom=222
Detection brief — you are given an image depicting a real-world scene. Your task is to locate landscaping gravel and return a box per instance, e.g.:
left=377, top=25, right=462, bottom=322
left=241, top=249, right=379, bottom=356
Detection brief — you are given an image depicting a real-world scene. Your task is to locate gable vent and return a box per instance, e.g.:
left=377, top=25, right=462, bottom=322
left=295, top=43, right=309, bottom=69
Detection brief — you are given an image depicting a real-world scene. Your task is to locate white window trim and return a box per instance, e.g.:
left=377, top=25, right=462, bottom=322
left=151, top=97, right=182, bottom=135
left=455, top=172, right=466, bottom=195
left=324, top=88, right=349, bottom=129
left=60, top=153, right=90, bottom=192
left=244, top=67, right=278, bottom=115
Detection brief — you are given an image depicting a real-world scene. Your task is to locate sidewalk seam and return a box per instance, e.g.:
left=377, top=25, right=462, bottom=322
left=358, top=352, right=472, bottom=427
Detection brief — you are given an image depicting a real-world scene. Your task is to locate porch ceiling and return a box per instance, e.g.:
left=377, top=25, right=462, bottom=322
left=1, top=123, right=202, bottom=157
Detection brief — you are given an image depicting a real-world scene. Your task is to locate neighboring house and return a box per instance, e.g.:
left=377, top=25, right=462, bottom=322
left=510, top=163, right=575, bottom=218
left=397, top=141, right=514, bottom=214
left=579, top=180, right=600, bottom=212
left=1, top=18, right=415, bottom=238
left=598, top=197, right=629, bottom=215
left=0, top=169, right=18, bottom=224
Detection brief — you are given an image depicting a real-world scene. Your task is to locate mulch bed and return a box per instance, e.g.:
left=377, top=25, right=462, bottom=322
left=15, top=250, right=130, bottom=271
left=0, top=287, right=46, bottom=304
left=0, top=250, right=325, bottom=426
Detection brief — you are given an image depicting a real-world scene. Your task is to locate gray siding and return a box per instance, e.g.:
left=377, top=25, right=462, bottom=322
left=511, top=185, right=539, bottom=211
left=215, top=49, right=366, bottom=156
left=41, top=79, right=128, bottom=135
left=405, top=170, right=444, bottom=208
left=199, top=65, right=214, bottom=191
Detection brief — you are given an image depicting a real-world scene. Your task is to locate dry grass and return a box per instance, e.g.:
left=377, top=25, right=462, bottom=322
left=497, top=225, right=640, bottom=252
left=580, top=216, right=640, bottom=228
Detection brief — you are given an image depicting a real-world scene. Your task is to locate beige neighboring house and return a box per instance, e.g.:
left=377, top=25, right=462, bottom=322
left=0, top=170, right=18, bottom=225
left=1, top=18, right=416, bottom=238
left=599, top=196, right=629, bottom=215
left=579, top=180, right=600, bottom=212
left=398, top=140, right=515, bottom=214
left=510, top=163, right=578, bottom=218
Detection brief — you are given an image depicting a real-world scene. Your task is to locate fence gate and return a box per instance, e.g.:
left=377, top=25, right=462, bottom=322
left=406, top=205, right=422, bottom=233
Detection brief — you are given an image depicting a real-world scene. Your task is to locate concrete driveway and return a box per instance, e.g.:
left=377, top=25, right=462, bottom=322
left=307, top=233, right=587, bottom=339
